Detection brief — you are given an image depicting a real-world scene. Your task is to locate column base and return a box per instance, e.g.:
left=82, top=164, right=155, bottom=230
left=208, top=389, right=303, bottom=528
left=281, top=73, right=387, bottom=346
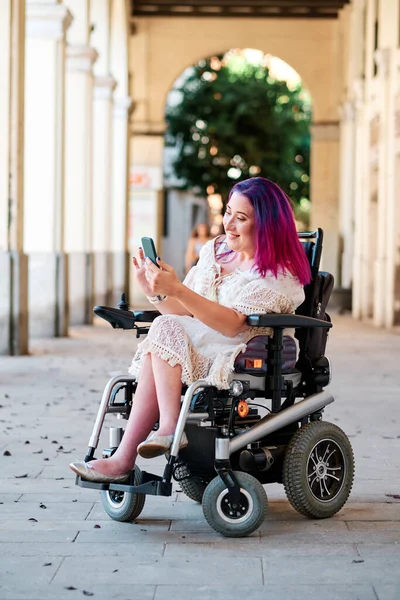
left=93, top=251, right=111, bottom=307
left=68, top=252, right=96, bottom=326
left=112, top=251, right=130, bottom=307
left=93, top=251, right=130, bottom=309
left=330, top=287, right=352, bottom=314
left=28, top=252, right=68, bottom=338
left=0, top=252, right=29, bottom=355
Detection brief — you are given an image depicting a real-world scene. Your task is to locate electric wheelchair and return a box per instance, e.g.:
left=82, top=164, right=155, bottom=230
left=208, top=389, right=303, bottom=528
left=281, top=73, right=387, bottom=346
left=75, top=228, right=354, bottom=537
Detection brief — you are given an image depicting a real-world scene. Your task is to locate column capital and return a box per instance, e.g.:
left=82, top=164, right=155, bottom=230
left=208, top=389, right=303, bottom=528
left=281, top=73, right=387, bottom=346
left=26, top=3, right=73, bottom=39
left=93, top=76, right=117, bottom=100
left=66, top=45, right=98, bottom=73
left=113, top=96, right=134, bottom=120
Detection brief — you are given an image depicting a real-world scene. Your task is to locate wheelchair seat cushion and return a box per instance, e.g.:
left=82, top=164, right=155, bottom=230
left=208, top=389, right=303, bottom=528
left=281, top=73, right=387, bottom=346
left=234, top=335, right=297, bottom=375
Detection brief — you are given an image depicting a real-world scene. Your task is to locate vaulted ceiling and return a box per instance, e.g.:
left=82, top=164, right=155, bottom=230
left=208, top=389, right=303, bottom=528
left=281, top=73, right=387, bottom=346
left=131, top=0, right=350, bottom=19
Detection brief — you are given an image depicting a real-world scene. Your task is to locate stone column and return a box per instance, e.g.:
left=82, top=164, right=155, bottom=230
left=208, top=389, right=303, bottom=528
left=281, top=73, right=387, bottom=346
left=309, top=121, right=340, bottom=281
left=111, top=96, right=133, bottom=305
left=64, top=44, right=98, bottom=324
left=24, top=1, right=72, bottom=338
left=372, top=49, right=390, bottom=326
left=0, top=0, right=28, bottom=355
left=379, top=48, right=398, bottom=328
left=92, top=75, right=117, bottom=306
left=338, top=100, right=355, bottom=292
left=351, top=79, right=370, bottom=321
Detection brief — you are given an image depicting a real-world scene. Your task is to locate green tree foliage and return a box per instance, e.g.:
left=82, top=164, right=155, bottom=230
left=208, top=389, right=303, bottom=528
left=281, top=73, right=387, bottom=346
left=165, top=53, right=312, bottom=209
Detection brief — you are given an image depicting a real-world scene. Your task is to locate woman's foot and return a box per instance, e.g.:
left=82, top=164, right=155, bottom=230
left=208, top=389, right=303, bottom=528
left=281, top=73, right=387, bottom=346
left=69, top=457, right=132, bottom=482
left=137, top=431, right=188, bottom=459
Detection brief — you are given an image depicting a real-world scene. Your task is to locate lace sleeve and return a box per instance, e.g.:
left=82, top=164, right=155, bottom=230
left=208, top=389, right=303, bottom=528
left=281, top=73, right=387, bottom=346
left=183, top=266, right=198, bottom=291
left=232, top=279, right=295, bottom=316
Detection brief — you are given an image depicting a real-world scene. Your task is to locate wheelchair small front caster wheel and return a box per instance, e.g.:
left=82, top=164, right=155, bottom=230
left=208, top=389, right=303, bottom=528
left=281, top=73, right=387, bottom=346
left=202, top=471, right=268, bottom=537
left=100, top=464, right=146, bottom=522
left=283, top=420, right=355, bottom=519
left=175, top=464, right=207, bottom=503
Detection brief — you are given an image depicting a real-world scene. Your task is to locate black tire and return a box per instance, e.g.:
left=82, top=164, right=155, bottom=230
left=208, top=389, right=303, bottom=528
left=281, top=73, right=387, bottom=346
left=202, top=471, right=268, bottom=538
left=175, top=464, right=207, bottom=503
left=283, top=421, right=354, bottom=519
left=100, top=464, right=146, bottom=522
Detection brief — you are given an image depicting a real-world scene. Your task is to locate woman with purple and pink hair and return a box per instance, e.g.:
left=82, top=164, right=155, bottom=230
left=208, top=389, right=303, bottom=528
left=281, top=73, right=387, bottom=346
left=70, top=177, right=310, bottom=482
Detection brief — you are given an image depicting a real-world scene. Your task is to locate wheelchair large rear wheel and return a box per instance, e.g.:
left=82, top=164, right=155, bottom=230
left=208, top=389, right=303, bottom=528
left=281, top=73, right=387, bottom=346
left=202, top=471, right=268, bottom=537
left=100, top=465, right=146, bottom=522
left=283, top=421, right=354, bottom=519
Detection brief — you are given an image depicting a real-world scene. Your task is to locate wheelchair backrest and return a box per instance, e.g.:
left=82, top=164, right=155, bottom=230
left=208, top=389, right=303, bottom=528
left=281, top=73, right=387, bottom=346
left=295, top=229, right=334, bottom=366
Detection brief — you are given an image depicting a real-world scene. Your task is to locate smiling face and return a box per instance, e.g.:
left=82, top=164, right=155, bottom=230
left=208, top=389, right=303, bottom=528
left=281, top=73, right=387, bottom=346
left=222, top=191, right=256, bottom=257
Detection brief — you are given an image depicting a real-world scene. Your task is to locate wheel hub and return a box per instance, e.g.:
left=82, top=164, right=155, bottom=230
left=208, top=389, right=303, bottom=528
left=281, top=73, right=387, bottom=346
left=216, top=488, right=254, bottom=524
left=307, top=438, right=345, bottom=502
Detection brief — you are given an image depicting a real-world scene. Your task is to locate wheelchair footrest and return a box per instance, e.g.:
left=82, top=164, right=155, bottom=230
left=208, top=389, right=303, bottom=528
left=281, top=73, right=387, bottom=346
left=75, top=471, right=173, bottom=497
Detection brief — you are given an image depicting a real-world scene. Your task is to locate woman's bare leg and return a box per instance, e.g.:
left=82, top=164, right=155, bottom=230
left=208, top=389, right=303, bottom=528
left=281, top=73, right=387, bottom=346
left=151, top=355, right=183, bottom=436
left=87, top=354, right=159, bottom=476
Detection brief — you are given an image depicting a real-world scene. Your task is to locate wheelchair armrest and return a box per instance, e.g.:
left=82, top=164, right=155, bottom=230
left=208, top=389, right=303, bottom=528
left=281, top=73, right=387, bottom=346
left=246, top=314, right=332, bottom=329
left=93, top=306, right=160, bottom=330
left=132, top=310, right=160, bottom=322
left=94, top=306, right=137, bottom=329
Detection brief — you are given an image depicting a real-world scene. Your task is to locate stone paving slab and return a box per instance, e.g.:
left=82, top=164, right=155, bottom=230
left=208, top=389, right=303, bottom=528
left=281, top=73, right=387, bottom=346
left=0, top=530, right=79, bottom=543
left=0, top=541, right=166, bottom=557
left=0, top=556, right=63, bottom=586
left=0, top=583, right=156, bottom=600
left=163, top=540, right=358, bottom=557
left=152, top=585, right=379, bottom=600
left=52, top=555, right=264, bottom=586
left=0, top=501, right=95, bottom=521
left=260, top=555, right=400, bottom=585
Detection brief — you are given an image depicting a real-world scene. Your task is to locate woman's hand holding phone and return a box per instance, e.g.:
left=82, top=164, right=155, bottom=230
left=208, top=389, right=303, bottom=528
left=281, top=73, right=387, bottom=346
left=144, top=256, right=182, bottom=298
left=133, top=237, right=183, bottom=299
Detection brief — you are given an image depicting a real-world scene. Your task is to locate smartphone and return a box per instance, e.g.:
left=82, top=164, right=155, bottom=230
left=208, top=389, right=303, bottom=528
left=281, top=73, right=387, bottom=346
left=141, top=237, right=160, bottom=268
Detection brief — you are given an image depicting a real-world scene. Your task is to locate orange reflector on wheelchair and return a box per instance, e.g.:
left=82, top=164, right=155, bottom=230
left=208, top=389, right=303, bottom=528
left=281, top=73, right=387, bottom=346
left=245, top=358, right=263, bottom=369
left=237, top=400, right=249, bottom=418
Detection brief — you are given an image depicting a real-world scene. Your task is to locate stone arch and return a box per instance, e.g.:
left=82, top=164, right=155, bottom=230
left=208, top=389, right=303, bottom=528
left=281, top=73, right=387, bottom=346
left=130, top=17, right=339, bottom=131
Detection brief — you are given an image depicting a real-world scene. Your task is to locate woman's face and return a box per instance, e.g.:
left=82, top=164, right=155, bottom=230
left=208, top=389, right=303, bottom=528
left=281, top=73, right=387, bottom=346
left=223, top=192, right=256, bottom=256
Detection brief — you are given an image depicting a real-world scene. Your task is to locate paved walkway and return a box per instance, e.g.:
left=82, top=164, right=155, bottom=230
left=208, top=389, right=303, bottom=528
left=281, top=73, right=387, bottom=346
left=0, top=315, right=399, bottom=600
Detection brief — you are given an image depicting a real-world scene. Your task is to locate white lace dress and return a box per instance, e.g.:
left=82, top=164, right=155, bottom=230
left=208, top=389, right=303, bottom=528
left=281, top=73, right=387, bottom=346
left=128, top=238, right=305, bottom=390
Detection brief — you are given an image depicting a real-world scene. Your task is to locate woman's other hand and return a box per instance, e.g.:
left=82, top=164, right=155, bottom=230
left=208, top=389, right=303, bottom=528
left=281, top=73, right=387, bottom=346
left=145, top=257, right=183, bottom=298
left=132, top=247, right=154, bottom=296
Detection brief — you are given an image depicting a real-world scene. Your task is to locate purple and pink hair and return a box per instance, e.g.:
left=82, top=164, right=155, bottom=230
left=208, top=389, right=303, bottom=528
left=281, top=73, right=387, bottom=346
left=228, top=177, right=311, bottom=285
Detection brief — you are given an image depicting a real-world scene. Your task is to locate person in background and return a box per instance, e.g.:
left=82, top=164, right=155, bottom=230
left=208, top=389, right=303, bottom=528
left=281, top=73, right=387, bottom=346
left=185, top=223, right=212, bottom=273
